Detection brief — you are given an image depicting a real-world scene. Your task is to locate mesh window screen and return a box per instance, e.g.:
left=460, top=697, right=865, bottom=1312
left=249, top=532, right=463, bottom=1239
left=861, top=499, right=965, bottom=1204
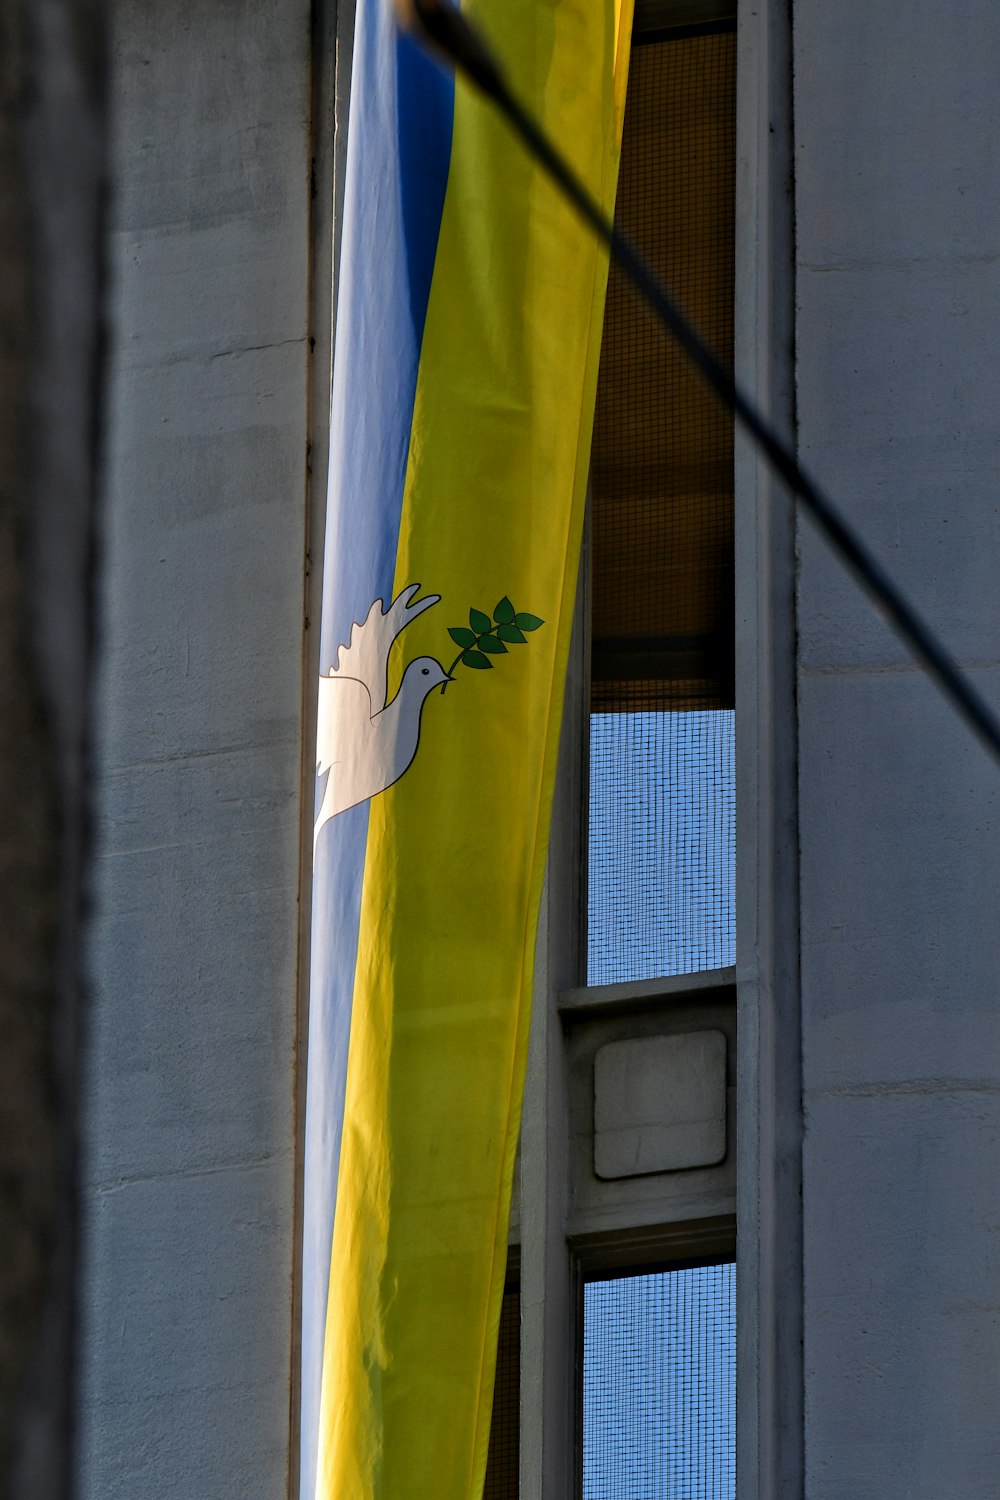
left=583, top=1263, right=736, bottom=1500
left=588, top=28, right=736, bottom=985
left=483, top=1288, right=520, bottom=1499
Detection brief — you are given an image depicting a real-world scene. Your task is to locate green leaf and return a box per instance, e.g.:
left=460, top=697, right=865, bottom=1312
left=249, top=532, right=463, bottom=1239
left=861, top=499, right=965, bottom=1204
left=493, top=596, right=516, bottom=625
left=497, top=623, right=526, bottom=645
left=469, top=608, right=492, bottom=634
left=515, top=612, right=544, bottom=632
left=478, top=633, right=507, bottom=655
left=462, top=649, right=492, bottom=670
left=449, top=626, right=477, bottom=648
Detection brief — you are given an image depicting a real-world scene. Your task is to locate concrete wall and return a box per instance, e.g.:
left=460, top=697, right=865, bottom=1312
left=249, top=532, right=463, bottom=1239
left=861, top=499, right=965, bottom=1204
left=75, top=2, right=1000, bottom=1496
left=78, top=3, right=313, bottom=1494
left=794, top=3, right=1000, bottom=1495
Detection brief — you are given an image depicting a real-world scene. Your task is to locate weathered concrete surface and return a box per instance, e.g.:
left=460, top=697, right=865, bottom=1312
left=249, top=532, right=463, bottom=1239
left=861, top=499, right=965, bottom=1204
left=795, top=3, right=1000, bottom=1494
left=594, top=1030, right=727, bottom=1177
left=78, top=3, right=311, bottom=1495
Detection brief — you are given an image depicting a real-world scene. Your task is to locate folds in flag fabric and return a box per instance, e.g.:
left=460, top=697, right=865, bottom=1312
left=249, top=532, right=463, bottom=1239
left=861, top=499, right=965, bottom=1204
left=301, top=2, right=632, bottom=1495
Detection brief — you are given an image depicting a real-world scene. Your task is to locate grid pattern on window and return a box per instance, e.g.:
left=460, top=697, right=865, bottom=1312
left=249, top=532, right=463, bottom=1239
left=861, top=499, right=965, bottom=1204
left=483, top=1287, right=520, bottom=1499
left=589, top=709, right=734, bottom=981
left=588, top=28, right=736, bottom=984
left=583, top=1263, right=736, bottom=1500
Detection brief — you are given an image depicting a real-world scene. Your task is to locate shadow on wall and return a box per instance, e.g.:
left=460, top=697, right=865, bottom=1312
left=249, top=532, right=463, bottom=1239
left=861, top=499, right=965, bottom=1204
left=0, top=1, right=106, bottom=1496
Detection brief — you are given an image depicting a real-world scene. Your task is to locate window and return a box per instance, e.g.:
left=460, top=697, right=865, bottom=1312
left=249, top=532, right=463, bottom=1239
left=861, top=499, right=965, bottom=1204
left=583, top=1262, right=736, bottom=1500
left=588, top=21, right=736, bottom=984
left=507, top=7, right=739, bottom=1497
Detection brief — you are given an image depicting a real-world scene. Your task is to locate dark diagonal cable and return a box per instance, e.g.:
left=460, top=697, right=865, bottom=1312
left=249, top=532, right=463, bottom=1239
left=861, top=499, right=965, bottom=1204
left=396, top=0, right=1000, bottom=767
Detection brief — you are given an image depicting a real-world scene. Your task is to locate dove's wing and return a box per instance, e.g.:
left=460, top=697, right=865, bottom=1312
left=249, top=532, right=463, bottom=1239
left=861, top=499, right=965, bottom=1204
left=314, top=674, right=377, bottom=847
left=329, top=584, right=440, bottom=711
left=316, top=673, right=372, bottom=776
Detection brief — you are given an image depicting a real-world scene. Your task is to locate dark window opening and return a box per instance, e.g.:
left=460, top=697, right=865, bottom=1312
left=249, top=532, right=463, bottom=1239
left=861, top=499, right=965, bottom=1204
left=483, top=1285, right=520, bottom=1499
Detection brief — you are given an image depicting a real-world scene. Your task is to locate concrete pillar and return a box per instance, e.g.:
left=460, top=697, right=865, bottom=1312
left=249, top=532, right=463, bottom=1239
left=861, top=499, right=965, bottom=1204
left=795, top=4, right=1000, bottom=1495
left=77, top=4, right=313, bottom=1494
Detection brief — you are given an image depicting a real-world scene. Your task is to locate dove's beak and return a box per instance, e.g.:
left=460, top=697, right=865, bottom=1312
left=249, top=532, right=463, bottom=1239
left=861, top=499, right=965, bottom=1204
left=440, top=674, right=454, bottom=695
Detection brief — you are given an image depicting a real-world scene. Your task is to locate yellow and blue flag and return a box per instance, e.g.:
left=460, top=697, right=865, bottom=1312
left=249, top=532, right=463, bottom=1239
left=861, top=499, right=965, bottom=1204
left=302, top=1, right=632, bottom=1495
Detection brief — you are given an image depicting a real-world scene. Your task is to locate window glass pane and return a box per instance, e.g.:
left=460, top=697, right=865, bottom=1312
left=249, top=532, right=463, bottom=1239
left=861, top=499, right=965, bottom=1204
left=589, top=709, right=734, bottom=983
left=583, top=1264, right=736, bottom=1500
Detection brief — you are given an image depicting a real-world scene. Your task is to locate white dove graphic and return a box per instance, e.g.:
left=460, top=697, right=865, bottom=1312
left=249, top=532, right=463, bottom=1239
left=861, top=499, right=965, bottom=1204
left=314, top=584, right=450, bottom=848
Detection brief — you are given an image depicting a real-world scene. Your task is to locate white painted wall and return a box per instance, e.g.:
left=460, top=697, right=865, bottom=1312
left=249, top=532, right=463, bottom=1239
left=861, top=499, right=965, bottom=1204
left=794, top=3, right=1000, bottom=1495
left=78, top=3, right=313, bottom=1494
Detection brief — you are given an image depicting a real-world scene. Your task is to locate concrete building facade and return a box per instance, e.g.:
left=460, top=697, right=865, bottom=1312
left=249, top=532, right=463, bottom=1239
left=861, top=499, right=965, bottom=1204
left=65, top=1, right=1000, bottom=1497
